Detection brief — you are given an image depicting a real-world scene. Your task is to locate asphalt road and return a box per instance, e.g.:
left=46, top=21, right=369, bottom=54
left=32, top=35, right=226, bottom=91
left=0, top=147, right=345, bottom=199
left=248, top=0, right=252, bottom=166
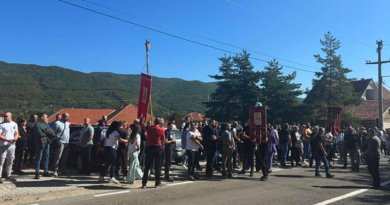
left=24, top=158, right=390, bottom=205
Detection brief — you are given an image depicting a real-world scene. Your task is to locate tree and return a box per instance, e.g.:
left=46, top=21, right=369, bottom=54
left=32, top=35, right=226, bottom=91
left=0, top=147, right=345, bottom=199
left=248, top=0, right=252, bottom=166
left=304, top=32, right=362, bottom=120
left=204, top=51, right=261, bottom=122
left=259, top=60, right=303, bottom=124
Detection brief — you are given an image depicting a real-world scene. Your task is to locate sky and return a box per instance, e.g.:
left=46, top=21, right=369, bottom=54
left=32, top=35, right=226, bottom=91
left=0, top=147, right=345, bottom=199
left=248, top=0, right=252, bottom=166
left=1, top=0, right=390, bottom=96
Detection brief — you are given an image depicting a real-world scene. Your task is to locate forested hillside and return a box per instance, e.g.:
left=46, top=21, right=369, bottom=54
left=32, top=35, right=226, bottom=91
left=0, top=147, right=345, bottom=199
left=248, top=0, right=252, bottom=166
left=0, top=61, right=217, bottom=118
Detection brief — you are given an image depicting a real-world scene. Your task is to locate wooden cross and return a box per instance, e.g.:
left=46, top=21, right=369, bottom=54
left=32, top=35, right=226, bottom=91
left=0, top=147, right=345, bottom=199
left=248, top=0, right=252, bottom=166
left=255, top=85, right=261, bottom=102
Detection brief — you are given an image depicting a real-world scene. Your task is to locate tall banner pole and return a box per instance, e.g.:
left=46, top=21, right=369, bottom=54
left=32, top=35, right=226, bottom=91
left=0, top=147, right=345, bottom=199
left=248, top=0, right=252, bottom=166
left=145, top=40, right=153, bottom=121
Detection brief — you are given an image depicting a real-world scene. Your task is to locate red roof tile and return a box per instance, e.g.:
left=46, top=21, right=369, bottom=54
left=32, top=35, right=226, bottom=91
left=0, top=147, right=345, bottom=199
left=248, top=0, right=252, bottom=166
left=107, top=104, right=153, bottom=125
left=344, top=100, right=390, bottom=120
left=48, top=109, right=115, bottom=126
left=182, top=112, right=205, bottom=122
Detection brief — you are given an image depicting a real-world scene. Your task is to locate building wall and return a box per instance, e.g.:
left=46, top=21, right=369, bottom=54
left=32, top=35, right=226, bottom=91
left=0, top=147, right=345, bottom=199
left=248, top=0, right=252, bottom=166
left=363, top=82, right=379, bottom=100
left=0, top=116, right=4, bottom=122
left=383, top=106, right=390, bottom=129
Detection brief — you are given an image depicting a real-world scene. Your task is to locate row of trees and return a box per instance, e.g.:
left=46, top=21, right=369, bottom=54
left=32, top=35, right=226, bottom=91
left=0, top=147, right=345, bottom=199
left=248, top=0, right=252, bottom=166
left=204, top=32, right=362, bottom=126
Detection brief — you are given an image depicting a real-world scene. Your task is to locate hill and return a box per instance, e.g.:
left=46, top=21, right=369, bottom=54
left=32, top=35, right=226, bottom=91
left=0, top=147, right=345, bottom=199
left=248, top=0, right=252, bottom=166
left=0, top=61, right=217, bottom=118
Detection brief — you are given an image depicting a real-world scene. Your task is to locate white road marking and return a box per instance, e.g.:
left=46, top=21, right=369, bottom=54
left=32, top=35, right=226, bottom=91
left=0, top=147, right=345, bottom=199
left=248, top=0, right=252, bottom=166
left=93, top=190, right=130, bottom=197
left=313, top=179, right=390, bottom=205
left=166, top=181, right=194, bottom=186
left=313, top=189, right=368, bottom=205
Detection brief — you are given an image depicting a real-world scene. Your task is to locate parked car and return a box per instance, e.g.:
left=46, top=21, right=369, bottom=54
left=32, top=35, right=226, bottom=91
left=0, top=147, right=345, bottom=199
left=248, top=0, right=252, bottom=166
left=170, top=129, right=184, bottom=164
left=67, top=126, right=108, bottom=170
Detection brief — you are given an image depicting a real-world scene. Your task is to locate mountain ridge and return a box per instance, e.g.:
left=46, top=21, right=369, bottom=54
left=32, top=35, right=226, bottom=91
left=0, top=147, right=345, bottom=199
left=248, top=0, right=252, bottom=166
left=0, top=60, right=217, bottom=118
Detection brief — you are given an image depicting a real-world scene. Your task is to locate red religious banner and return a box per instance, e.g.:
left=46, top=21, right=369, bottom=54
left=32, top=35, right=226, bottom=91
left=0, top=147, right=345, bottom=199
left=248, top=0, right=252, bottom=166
left=326, top=106, right=343, bottom=133
left=137, top=73, right=152, bottom=122
left=249, top=106, right=267, bottom=144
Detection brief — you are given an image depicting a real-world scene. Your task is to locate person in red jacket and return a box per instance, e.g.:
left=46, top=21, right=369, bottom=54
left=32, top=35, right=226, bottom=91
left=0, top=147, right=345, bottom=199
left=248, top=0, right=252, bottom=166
left=141, top=118, right=165, bottom=189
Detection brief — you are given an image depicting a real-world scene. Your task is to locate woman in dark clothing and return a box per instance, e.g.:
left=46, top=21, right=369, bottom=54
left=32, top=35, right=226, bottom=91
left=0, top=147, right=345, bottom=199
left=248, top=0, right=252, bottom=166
left=14, top=119, right=28, bottom=174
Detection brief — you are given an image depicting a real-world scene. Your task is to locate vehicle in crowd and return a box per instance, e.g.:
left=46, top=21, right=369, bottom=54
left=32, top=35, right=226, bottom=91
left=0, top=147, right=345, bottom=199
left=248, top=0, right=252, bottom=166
left=170, top=129, right=184, bottom=164
left=67, top=126, right=108, bottom=170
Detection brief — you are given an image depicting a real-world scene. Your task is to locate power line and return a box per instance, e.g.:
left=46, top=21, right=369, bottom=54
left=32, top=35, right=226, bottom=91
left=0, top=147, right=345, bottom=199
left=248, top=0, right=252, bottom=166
left=58, top=0, right=317, bottom=73
left=309, top=0, right=378, bottom=40
left=79, top=0, right=319, bottom=70
left=223, top=0, right=369, bottom=65
left=277, top=0, right=384, bottom=54
left=339, top=49, right=367, bottom=61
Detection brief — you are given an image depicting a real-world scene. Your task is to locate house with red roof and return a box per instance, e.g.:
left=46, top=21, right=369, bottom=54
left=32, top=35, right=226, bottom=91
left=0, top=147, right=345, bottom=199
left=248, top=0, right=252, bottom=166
left=344, top=78, right=390, bottom=128
left=48, top=103, right=152, bottom=126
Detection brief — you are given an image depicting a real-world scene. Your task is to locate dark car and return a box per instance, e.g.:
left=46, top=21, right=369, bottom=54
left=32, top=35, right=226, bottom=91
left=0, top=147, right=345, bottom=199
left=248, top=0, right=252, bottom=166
left=67, top=126, right=108, bottom=170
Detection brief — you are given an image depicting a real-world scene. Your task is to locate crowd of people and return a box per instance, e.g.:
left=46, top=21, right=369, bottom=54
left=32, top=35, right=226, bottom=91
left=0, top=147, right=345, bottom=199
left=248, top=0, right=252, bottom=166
left=0, top=111, right=387, bottom=189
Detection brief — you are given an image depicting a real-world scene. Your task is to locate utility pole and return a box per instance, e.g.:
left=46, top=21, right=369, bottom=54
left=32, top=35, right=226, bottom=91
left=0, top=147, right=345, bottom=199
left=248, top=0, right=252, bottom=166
left=366, top=40, right=390, bottom=128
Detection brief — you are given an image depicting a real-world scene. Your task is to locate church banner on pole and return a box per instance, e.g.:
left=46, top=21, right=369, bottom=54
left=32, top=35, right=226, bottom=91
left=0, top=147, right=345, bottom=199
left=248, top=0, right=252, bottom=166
left=326, top=106, right=343, bottom=133
left=249, top=106, right=267, bottom=144
left=137, top=73, right=152, bottom=122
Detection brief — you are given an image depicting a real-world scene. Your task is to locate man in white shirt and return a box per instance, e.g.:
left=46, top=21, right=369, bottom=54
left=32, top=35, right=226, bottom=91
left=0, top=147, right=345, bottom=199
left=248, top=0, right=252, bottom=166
left=0, top=112, right=19, bottom=183
left=52, top=113, right=71, bottom=177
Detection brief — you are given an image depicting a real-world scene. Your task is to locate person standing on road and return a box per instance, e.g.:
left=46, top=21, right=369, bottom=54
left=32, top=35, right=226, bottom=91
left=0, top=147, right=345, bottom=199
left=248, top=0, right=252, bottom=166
left=256, top=129, right=270, bottom=181
left=344, top=126, right=361, bottom=172
left=290, top=126, right=302, bottom=167
left=336, top=129, right=344, bottom=162
left=0, top=112, right=19, bottom=183
left=311, top=127, right=334, bottom=178
left=14, top=119, right=28, bottom=175
left=232, top=121, right=241, bottom=169
left=221, top=124, right=234, bottom=178
left=171, top=120, right=177, bottom=130
left=279, top=124, right=292, bottom=168
left=181, top=123, right=190, bottom=169
left=309, top=126, right=318, bottom=168
left=142, top=118, right=166, bottom=188
left=268, top=125, right=278, bottom=173
left=78, top=118, right=94, bottom=176
left=98, top=115, right=108, bottom=127
left=324, top=130, right=335, bottom=167
left=115, top=121, right=130, bottom=179
left=24, top=114, right=37, bottom=166
left=361, top=129, right=381, bottom=189
left=126, top=125, right=143, bottom=184
left=49, top=114, right=62, bottom=128
left=185, top=123, right=204, bottom=181
left=99, top=121, right=128, bottom=184
left=52, top=113, right=71, bottom=177
left=34, top=114, right=53, bottom=179
left=301, top=124, right=311, bottom=165
left=180, top=116, right=191, bottom=134
left=164, top=122, right=176, bottom=182
left=203, top=120, right=218, bottom=178
left=240, top=121, right=255, bottom=176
